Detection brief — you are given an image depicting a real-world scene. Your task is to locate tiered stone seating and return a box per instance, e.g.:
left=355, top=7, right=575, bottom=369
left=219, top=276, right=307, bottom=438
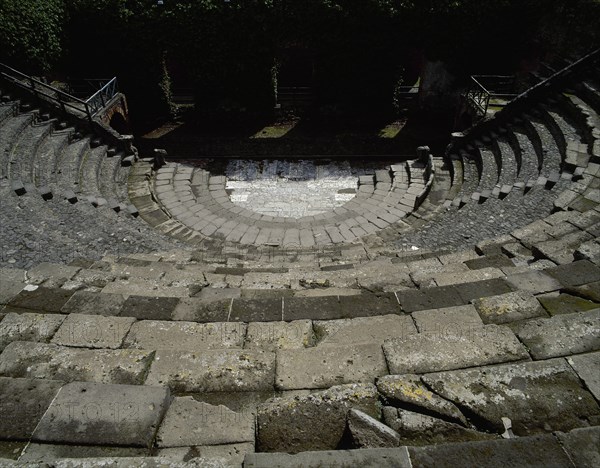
left=1, top=52, right=600, bottom=466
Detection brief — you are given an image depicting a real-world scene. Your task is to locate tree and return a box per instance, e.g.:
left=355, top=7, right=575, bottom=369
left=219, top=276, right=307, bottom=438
left=0, top=0, right=65, bottom=73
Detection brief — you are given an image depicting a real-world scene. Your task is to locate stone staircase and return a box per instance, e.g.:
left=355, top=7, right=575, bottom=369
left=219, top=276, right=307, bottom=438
left=0, top=52, right=600, bottom=466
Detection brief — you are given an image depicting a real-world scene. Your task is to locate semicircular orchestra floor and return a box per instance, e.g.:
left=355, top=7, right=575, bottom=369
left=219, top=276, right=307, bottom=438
left=146, top=156, right=435, bottom=248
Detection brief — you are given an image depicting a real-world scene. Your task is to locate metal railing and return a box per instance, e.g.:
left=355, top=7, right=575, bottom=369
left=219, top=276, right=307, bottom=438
left=0, top=62, right=118, bottom=122
left=466, top=75, right=518, bottom=117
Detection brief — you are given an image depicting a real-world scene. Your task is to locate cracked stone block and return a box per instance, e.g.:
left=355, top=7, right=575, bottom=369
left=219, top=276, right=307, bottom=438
left=567, top=352, right=600, bottom=401
left=376, top=374, right=466, bottom=425
left=314, top=315, right=416, bottom=347
left=18, top=445, right=148, bottom=463
left=383, top=324, right=528, bottom=374
left=422, top=358, right=600, bottom=435
left=0, top=377, right=64, bottom=441
left=32, top=381, right=170, bottom=447
left=408, top=434, right=574, bottom=468
left=0, top=312, right=65, bottom=352
left=51, top=314, right=136, bottom=349
left=244, top=320, right=313, bottom=351
left=257, top=383, right=379, bottom=453
left=245, top=448, right=411, bottom=467
left=513, top=308, right=600, bottom=359
left=383, top=407, right=496, bottom=446
left=145, top=349, right=276, bottom=392
left=348, top=408, right=400, bottom=448
left=536, top=292, right=599, bottom=316
left=61, top=291, right=126, bottom=316
left=471, top=291, right=547, bottom=324
left=123, top=320, right=246, bottom=351
left=8, top=285, right=75, bottom=313
left=411, top=305, right=483, bottom=333
left=0, top=341, right=154, bottom=385
left=156, top=396, right=254, bottom=448
left=555, top=426, right=600, bottom=468
left=276, top=343, right=388, bottom=390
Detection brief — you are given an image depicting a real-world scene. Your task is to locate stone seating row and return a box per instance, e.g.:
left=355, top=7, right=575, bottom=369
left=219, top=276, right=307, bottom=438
left=0, top=93, right=137, bottom=215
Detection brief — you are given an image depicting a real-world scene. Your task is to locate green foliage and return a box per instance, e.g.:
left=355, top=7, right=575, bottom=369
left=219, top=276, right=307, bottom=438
left=3, top=0, right=598, bottom=123
left=0, top=0, right=65, bottom=73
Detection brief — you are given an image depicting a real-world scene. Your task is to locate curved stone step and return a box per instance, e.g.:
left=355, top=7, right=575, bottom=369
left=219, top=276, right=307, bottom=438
left=0, top=111, right=37, bottom=179
left=8, top=119, right=55, bottom=184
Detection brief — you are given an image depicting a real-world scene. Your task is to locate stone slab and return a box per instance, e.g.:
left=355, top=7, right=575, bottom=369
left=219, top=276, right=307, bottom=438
left=314, top=315, right=416, bottom=347
left=0, top=280, right=24, bottom=306
left=545, top=260, right=600, bottom=287
left=377, top=374, right=466, bottom=425
left=0, top=312, right=65, bottom=352
left=411, top=305, right=483, bottom=334
left=8, top=286, right=74, bottom=313
left=18, top=445, right=149, bottom=463
left=244, top=320, right=313, bottom=351
left=171, top=297, right=231, bottom=322
left=567, top=352, right=600, bottom=400
left=0, top=342, right=154, bottom=385
left=513, top=309, right=600, bottom=359
left=422, top=358, right=600, bottom=435
left=556, top=426, right=600, bottom=468
left=257, top=383, right=379, bottom=453
left=230, top=298, right=282, bottom=322
left=124, top=320, right=246, bottom=351
left=156, top=396, right=254, bottom=447
left=395, top=286, right=466, bottom=312
left=145, top=349, right=276, bottom=392
left=347, top=408, right=400, bottom=448
left=537, top=292, right=600, bottom=316
left=0, top=377, right=64, bottom=440
left=471, top=291, right=547, bottom=324
left=61, top=291, right=127, bottom=316
left=276, top=343, right=388, bottom=390
left=120, top=296, right=180, bottom=321
left=245, top=447, right=411, bottom=467
left=383, top=324, right=528, bottom=374
left=26, top=263, right=81, bottom=287
left=505, top=270, right=562, bottom=293
left=51, top=314, right=136, bottom=349
left=408, top=434, right=574, bottom=468
left=433, top=267, right=505, bottom=286
left=32, top=381, right=170, bottom=447
left=282, top=296, right=341, bottom=321
left=383, top=407, right=494, bottom=446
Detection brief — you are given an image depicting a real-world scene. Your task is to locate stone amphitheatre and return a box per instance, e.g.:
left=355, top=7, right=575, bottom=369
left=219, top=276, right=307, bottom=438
left=0, top=40, right=599, bottom=468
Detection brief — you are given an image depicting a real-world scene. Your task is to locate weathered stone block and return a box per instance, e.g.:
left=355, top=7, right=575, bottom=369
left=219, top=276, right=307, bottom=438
left=276, top=343, right=388, bottom=390
left=257, top=383, right=379, bottom=453
left=0, top=342, right=154, bottom=384
left=145, top=349, right=276, bottom=392
left=155, top=396, right=254, bottom=447
left=422, top=358, right=600, bottom=435
left=51, top=314, right=135, bottom=349
left=383, top=324, right=528, bottom=374
left=314, top=315, right=416, bottom=347
left=244, top=320, right=313, bottom=351
left=377, top=374, right=466, bottom=425
left=32, top=381, right=170, bottom=447
left=0, top=312, right=65, bottom=352
left=513, top=309, right=600, bottom=359
left=0, top=377, right=64, bottom=440
left=471, top=291, right=547, bottom=324
left=124, top=320, right=246, bottom=351
left=348, top=408, right=400, bottom=448
left=383, top=407, right=495, bottom=446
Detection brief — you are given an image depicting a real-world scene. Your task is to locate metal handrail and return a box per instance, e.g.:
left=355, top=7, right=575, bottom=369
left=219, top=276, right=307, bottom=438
left=0, top=62, right=118, bottom=122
